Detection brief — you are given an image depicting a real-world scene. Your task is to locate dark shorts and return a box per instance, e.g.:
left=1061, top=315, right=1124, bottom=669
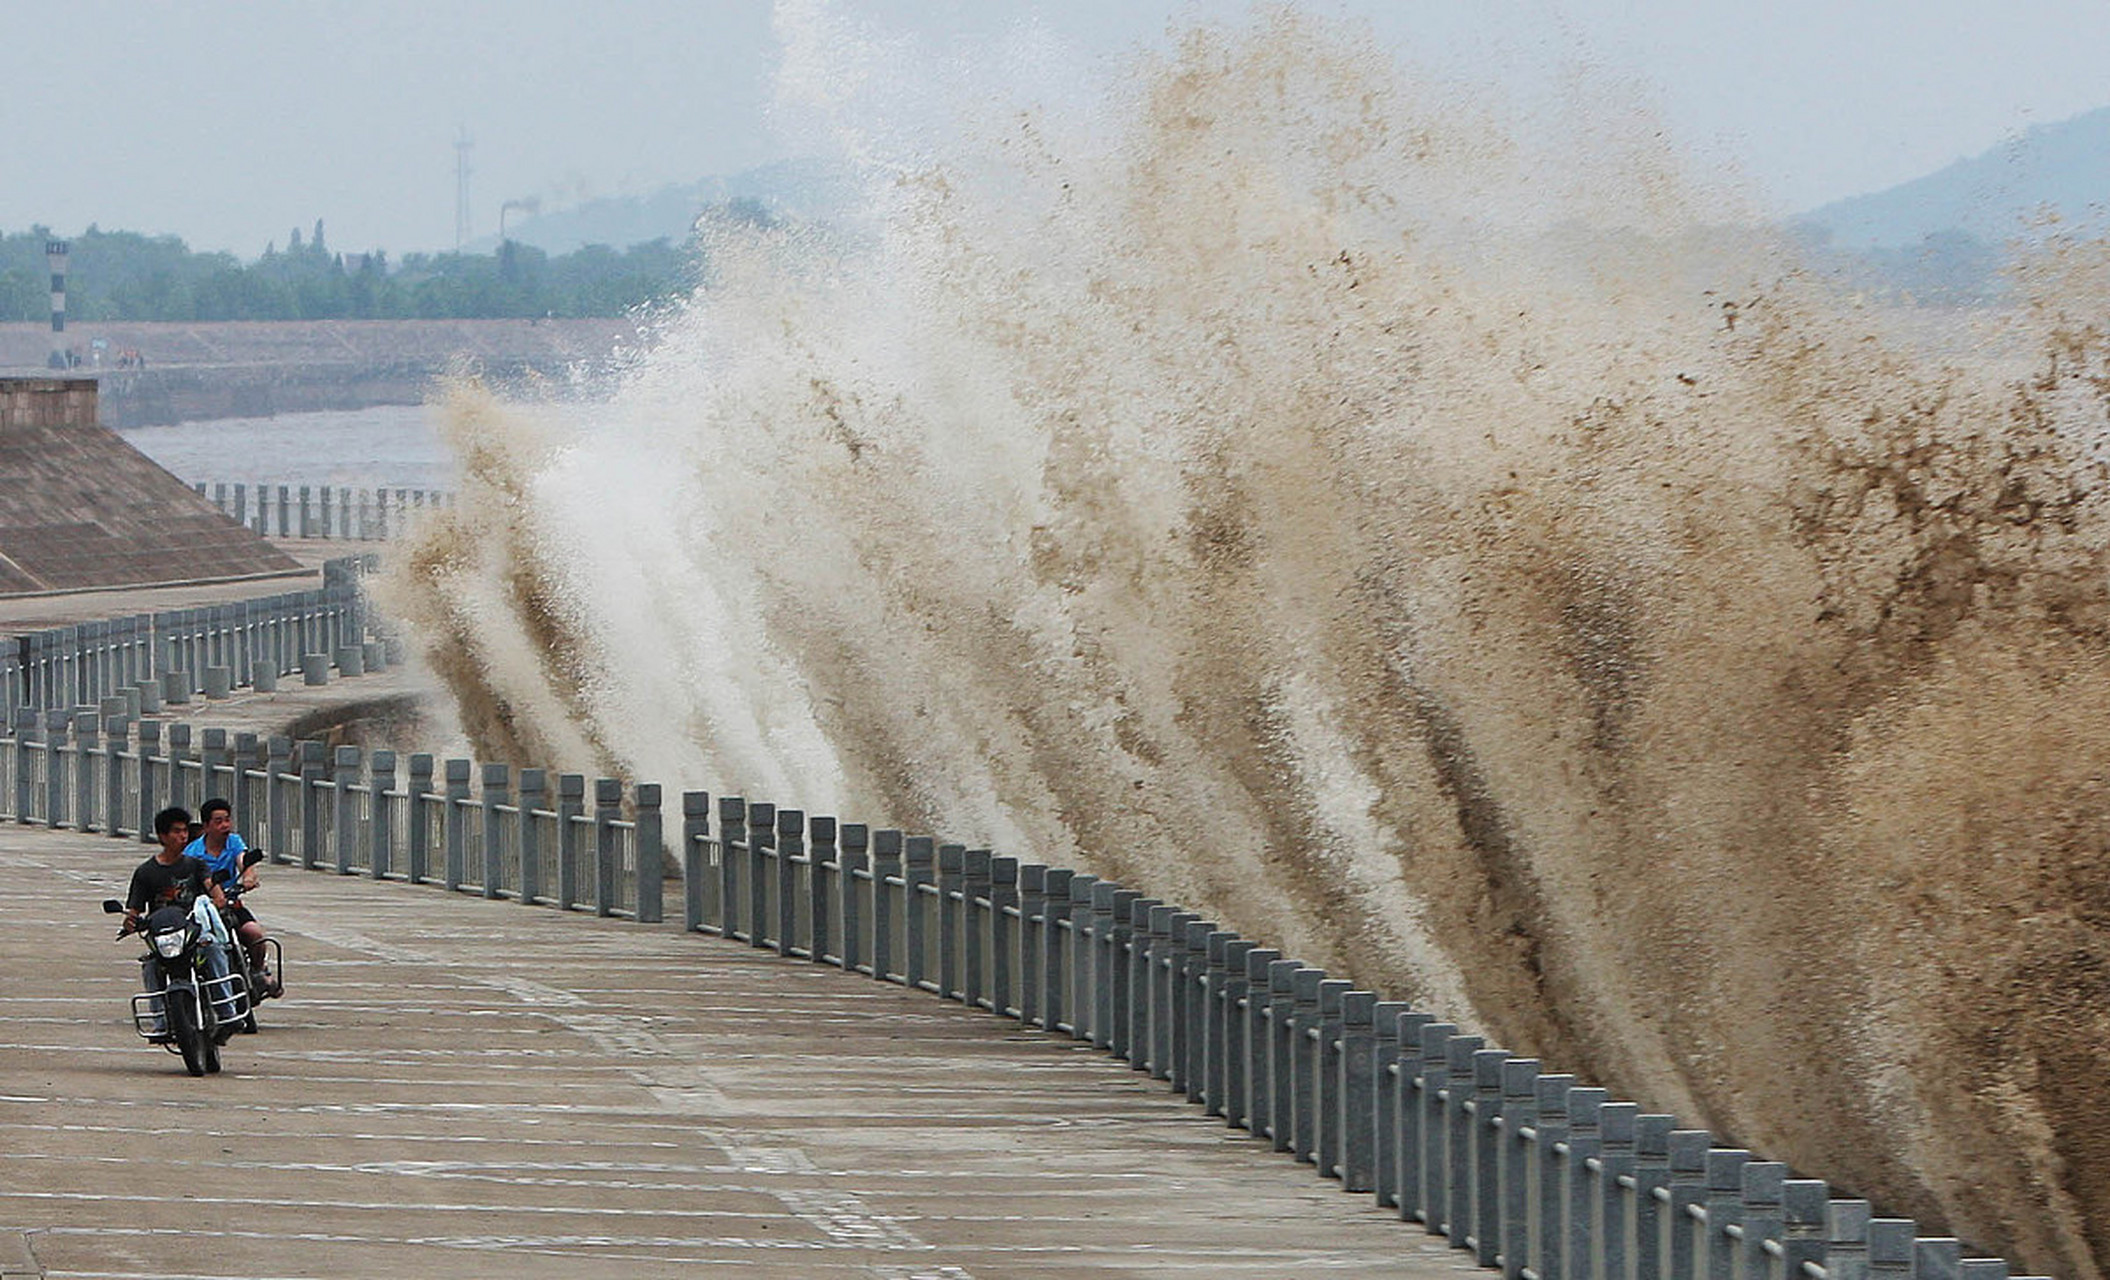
left=227, top=904, right=256, bottom=929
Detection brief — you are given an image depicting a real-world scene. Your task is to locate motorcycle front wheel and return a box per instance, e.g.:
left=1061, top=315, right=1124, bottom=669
left=166, top=989, right=208, bottom=1077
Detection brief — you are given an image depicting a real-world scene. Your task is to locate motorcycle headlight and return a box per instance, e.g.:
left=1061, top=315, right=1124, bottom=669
left=151, top=929, right=188, bottom=959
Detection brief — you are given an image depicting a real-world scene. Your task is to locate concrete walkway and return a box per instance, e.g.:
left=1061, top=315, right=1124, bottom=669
left=5, top=824, right=1480, bottom=1280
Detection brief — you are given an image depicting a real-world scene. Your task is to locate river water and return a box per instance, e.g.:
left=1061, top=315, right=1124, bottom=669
left=119, top=404, right=457, bottom=492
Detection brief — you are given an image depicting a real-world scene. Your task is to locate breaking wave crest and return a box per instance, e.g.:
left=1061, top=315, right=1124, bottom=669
left=377, top=11, right=2110, bottom=1271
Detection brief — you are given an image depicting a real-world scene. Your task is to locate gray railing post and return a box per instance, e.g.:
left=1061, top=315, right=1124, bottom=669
left=988, top=856, right=1018, bottom=1015
left=1737, top=1163, right=1789, bottom=1280
left=333, top=746, right=360, bottom=874
left=1660, top=1131, right=1715, bottom=1280
left=47, top=711, right=73, bottom=828
left=370, top=750, right=396, bottom=879
left=103, top=714, right=126, bottom=837
left=1529, top=1073, right=1576, bottom=1280
left=297, top=741, right=325, bottom=869
left=1219, top=939, right=1257, bottom=1128
left=593, top=778, right=621, bottom=917
left=1370, top=1003, right=1417, bottom=1210
left=747, top=801, right=776, bottom=946
left=1241, top=947, right=1282, bottom=1140
left=1267, top=960, right=1304, bottom=1153
left=1599, top=1104, right=1648, bottom=1280
left=262, top=735, right=289, bottom=860
left=554, top=774, right=585, bottom=908
left=810, top=817, right=837, bottom=964
left=1291, top=970, right=1332, bottom=1165
left=1415, top=1022, right=1463, bottom=1233
left=1559, top=1088, right=1608, bottom=1272
left=634, top=784, right=663, bottom=924
left=871, top=829, right=902, bottom=979
left=903, top=835, right=933, bottom=988
left=839, top=822, right=868, bottom=974
left=516, top=768, right=546, bottom=905
left=936, top=843, right=964, bottom=999
left=12, top=709, right=36, bottom=826
left=1782, top=1182, right=1833, bottom=1280
left=777, top=809, right=805, bottom=955
left=961, top=848, right=990, bottom=1004
left=1129, top=900, right=1162, bottom=1070
left=1338, top=991, right=1378, bottom=1192
left=1469, top=1047, right=1508, bottom=1266
left=442, top=758, right=471, bottom=891
left=1149, top=907, right=1180, bottom=1080
left=75, top=710, right=99, bottom=831
left=1041, top=867, right=1074, bottom=1032
left=680, top=790, right=710, bottom=932
left=1314, top=978, right=1351, bottom=1174
left=717, top=797, right=746, bottom=938
left=1017, top=864, right=1046, bottom=1026
left=1702, top=1148, right=1755, bottom=1280
left=1828, top=1201, right=1874, bottom=1280
left=1181, top=919, right=1212, bottom=1099
left=406, top=753, right=434, bottom=883
left=1498, top=1057, right=1541, bottom=1277
left=1091, top=883, right=1120, bottom=1050
left=1869, top=1221, right=1920, bottom=1280
left=1069, top=875, right=1100, bottom=1041
left=481, top=763, right=510, bottom=898
left=1107, top=890, right=1142, bottom=1060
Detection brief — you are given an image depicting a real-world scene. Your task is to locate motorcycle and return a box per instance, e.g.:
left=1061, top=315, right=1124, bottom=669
left=102, top=892, right=245, bottom=1076
left=216, top=850, right=283, bottom=1035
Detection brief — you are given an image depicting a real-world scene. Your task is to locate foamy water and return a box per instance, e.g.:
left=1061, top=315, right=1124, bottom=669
left=377, top=10, right=2110, bottom=1273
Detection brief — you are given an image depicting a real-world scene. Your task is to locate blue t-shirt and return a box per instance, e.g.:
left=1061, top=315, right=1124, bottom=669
left=183, top=831, right=249, bottom=889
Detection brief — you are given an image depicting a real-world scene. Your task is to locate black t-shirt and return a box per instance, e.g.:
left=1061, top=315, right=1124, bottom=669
left=127, top=855, right=209, bottom=916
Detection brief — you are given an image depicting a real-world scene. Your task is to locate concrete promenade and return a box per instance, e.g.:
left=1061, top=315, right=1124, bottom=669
left=4, top=823, right=1481, bottom=1279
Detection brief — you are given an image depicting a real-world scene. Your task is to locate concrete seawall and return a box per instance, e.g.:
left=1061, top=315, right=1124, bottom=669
left=0, top=318, right=641, bottom=426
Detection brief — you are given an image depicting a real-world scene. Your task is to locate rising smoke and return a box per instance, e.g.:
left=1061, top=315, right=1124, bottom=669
left=377, top=10, right=2110, bottom=1272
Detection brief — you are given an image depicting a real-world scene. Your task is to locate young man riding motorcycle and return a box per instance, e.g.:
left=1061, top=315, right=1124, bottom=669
left=123, top=806, right=234, bottom=1038
left=183, top=797, right=279, bottom=997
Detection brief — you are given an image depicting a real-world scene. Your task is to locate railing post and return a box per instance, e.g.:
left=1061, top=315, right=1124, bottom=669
left=635, top=784, right=663, bottom=924
left=103, top=713, right=126, bottom=837
left=1737, top=1163, right=1789, bottom=1280
left=74, top=710, right=99, bottom=831
left=1108, top=891, right=1144, bottom=1061
left=1150, top=907, right=1181, bottom=1080
left=406, top=753, right=434, bottom=883
left=988, top=855, right=1018, bottom=1015
left=1291, top=970, right=1332, bottom=1165
left=333, top=745, right=360, bottom=874
left=680, top=790, right=710, bottom=932
left=442, top=758, right=471, bottom=891
left=1660, top=1131, right=1716, bottom=1280
left=718, top=797, right=747, bottom=939
left=370, top=749, right=396, bottom=879
left=1393, top=1012, right=1438, bottom=1222
left=1091, top=883, right=1120, bottom=1050
left=264, top=735, right=290, bottom=861
left=936, top=843, right=964, bottom=1000
left=747, top=801, right=776, bottom=946
left=1068, top=874, right=1099, bottom=1041
left=810, top=817, right=837, bottom=963
left=1220, top=939, right=1257, bottom=1129
left=961, top=848, right=990, bottom=1003
left=870, top=829, right=902, bottom=979
left=1314, top=977, right=1351, bottom=1175
left=516, top=768, right=545, bottom=904
left=903, top=835, right=934, bottom=988
left=13, top=708, right=37, bottom=826
left=1267, top=960, right=1303, bottom=1153
left=480, top=763, right=510, bottom=898
left=593, top=777, right=622, bottom=917
left=1338, top=990, right=1378, bottom=1192
left=1469, top=1047, right=1509, bottom=1266
left=1498, top=1057, right=1541, bottom=1277
left=1703, top=1148, right=1755, bottom=1280
left=839, top=822, right=868, bottom=974
left=1559, top=1089, right=1607, bottom=1271
left=1202, top=929, right=1235, bottom=1113
left=1241, top=947, right=1282, bottom=1139
left=1040, top=866, right=1073, bottom=1032
left=47, top=711, right=74, bottom=828
left=297, top=741, right=325, bottom=869
left=1417, top=1023, right=1465, bottom=1233
left=1016, top=864, right=1046, bottom=1026
left=1370, top=1002, right=1414, bottom=1210
left=1869, top=1221, right=1920, bottom=1280
left=1599, top=1104, right=1648, bottom=1280
left=1529, top=1073, right=1577, bottom=1280
left=1181, top=919, right=1212, bottom=1099
left=777, top=809, right=805, bottom=955
left=556, top=774, right=585, bottom=909
left=1827, top=1201, right=1874, bottom=1280
left=1782, top=1181, right=1833, bottom=1280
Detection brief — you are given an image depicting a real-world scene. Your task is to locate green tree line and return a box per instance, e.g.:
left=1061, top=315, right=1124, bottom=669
left=0, top=220, right=699, bottom=322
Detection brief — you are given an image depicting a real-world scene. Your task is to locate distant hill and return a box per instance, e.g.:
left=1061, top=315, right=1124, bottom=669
left=1798, top=106, right=2110, bottom=251
left=476, top=159, right=856, bottom=255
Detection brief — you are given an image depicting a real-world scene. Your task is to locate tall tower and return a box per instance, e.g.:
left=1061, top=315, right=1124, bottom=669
left=454, top=127, right=474, bottom=252
left=45, top=240, right=68, bottom=369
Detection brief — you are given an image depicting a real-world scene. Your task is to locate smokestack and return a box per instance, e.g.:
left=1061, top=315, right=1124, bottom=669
left=45, top=240, right=67, bottom=369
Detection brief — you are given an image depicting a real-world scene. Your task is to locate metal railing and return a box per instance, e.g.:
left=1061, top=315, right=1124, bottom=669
left=15, top=714, right=2041, bottom=1280
left=191, top=481, right=454, bottom=541
left=0, top=555, right=383, bottom=725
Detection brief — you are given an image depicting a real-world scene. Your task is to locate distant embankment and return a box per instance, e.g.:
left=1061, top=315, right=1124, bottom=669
left=0, top=318, right=640, bottom=426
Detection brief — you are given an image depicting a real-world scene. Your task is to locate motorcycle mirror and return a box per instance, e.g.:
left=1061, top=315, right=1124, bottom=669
left=241, top=850, right=265, bottom=868
left=101, top=899, right=123, bottom=914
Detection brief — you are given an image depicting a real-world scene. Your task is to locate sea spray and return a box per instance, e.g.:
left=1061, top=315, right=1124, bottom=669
left=377, top=11, right=2110, bottom=1272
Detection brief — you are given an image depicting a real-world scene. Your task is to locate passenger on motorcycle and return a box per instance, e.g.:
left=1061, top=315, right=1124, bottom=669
left=184, top=798, right=277, bottom=996
left=124, top=806, right=233, bottom=1035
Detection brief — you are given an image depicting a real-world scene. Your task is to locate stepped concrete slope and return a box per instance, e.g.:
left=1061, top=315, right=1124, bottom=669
left=4, top=825, right=1479, bottom=1279
left=0, top=378, right=299, bottom=594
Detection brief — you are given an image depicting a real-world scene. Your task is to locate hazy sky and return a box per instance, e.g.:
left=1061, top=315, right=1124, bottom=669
left=4, top=0, right=2106, bottom=257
